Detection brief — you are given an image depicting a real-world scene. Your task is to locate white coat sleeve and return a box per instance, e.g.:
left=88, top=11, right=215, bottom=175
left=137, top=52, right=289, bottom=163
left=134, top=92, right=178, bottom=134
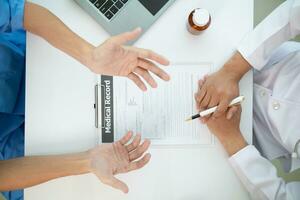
left=229, top=145, right=300, bottom=200
left=237, top=0, right=300, bottom=70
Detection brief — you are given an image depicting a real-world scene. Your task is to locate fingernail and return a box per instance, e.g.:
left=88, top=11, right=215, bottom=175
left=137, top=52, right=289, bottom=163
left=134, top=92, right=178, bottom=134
left=164, top=74, right=170, bottom=81
left=163, top=58, right=170, bottom=65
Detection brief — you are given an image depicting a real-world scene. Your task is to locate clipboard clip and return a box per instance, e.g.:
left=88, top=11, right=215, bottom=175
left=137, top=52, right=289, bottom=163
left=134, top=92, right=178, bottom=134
left=94, top=84, right=99, bottom=128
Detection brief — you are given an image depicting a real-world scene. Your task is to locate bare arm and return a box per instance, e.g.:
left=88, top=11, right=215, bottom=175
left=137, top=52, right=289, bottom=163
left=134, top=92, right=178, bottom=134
left=0, top=132, right=150, bottom=193
left=0, top=153, right=89, bottom=191
left=24, top=2, right=93, bottom=68
left=23, top=2, right=170, bottom=91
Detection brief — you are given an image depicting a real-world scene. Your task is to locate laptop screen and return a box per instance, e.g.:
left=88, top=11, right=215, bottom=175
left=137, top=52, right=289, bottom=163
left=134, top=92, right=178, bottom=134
left=138, top=0, right=169, bottom=16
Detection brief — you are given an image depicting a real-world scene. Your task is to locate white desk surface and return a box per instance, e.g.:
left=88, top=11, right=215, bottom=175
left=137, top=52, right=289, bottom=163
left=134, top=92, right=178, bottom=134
left=25, top=0, right=253, bottom=199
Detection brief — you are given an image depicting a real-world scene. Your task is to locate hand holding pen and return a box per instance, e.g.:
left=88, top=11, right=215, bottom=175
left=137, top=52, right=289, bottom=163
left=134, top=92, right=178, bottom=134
left=187, top=96, right=245, bottom=122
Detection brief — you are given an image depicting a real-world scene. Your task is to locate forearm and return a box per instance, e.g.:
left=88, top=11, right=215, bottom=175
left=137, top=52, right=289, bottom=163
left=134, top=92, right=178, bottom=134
left=0, top=152, right=91, bottom=191
left=221, top=52, right=252, bottom=81
left=24, top=2, right=94, bottom=67
left=218, top=130, right=247, bottom=156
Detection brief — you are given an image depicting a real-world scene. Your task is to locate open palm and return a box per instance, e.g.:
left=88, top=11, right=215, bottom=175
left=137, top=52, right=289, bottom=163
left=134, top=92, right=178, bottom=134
left=89, top=132, right=151, bottom=193
left=87, top=28, right=170, bottom=91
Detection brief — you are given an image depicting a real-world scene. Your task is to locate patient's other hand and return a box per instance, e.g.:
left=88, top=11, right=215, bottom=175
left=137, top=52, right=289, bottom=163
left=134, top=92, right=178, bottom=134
left=88, top=132, right=151, bottom=193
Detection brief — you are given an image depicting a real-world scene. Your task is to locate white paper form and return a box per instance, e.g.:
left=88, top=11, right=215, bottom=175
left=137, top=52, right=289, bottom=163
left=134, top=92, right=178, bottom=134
left=100, top=63, right=215, bottom=145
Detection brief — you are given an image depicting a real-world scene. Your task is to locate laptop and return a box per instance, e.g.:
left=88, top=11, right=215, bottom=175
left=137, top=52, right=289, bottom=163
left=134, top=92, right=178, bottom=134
left=74, top=0, right=176, bottom=37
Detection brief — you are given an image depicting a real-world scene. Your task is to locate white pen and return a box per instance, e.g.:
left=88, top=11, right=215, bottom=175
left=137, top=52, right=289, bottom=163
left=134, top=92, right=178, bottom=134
left=185, top=96, right=245, bottom=121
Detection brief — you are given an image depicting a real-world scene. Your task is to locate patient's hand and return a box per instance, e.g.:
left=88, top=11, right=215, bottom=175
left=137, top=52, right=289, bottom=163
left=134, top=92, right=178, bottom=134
left=88, top=132, right=151, bottom=193
left=87, top=28, right=170, bottom=91
left=205, top=106, right=247, bottom=156
left=24, top=4, right=169, bottom=91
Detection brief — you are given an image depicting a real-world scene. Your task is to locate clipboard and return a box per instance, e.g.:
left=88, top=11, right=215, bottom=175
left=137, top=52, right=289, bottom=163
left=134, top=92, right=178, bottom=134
left=94, top=62, right=215, bottom=146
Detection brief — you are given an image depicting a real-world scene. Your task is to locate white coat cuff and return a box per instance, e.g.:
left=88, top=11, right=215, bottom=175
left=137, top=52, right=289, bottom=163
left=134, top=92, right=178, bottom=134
left=229, top=145, right=261, bottom=171
left=237, top=45, right=265, bottom=71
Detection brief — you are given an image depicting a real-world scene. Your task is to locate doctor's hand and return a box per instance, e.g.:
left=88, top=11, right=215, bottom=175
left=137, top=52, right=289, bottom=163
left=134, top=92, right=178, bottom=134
left=206, top=106, right=247, bottom=156
left=86, top=28, right=170, bottom=91
left=88, top=132, right=151, bottom=193
left=195, top=52, right=251, bottom=122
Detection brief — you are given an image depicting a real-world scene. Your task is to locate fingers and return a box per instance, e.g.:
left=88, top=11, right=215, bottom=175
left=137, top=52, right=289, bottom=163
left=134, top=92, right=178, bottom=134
left=213, top=98, right=231, bottom=118
left=128, top=60, right=170, bottom=90
left=138, top=59, right=170, bottom=81
left=126, top=134, right=141, bottom=152
left=127, top=73, right=147, bottom=91
left=119, top=131, right=133, bottom=145
left=195, top=90, right=207, bottom=109
left=202, top=95, right=219, bottom=123
left=196, top=86, right=207, bottom=108
left=128, top=59, right=170, bottom=90
left=134, top=67, right=158, bottom=88
left=195, top=79, right=206, bottom=110
left=194, top=93, right=200, bottom=110
left=198, top=79, right=205, bottom=88
left=226, top=106, right=239, bottom=120
left=131, top=46, right=169, bottom=66
left=111, top=27, right=142, bottom=45
left=195, top=80, right=208, bottom=122
left=128, top=153, right=151, bottom=171
left=199, top=92, right=211, bottom=111
left=103, top=176, right=129, bottom=193
left=129, top=139, right=151, bottom=161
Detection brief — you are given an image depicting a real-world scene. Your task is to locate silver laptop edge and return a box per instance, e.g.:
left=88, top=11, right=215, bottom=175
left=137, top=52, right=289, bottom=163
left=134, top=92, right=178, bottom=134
left=74, top=0, right=176, bottom=38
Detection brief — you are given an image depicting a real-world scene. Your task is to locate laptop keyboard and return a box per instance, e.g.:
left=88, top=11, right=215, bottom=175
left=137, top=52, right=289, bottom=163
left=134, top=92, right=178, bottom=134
left=89, top=0, right=129, bottom=20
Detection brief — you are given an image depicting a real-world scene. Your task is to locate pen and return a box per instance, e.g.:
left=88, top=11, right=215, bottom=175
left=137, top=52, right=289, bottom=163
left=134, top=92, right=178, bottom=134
left=185, top=96, right=245, bottom=122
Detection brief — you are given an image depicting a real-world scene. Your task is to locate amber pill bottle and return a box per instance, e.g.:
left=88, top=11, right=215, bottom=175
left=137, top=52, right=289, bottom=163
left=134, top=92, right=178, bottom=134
left=187, top=8, right=211, bottom=35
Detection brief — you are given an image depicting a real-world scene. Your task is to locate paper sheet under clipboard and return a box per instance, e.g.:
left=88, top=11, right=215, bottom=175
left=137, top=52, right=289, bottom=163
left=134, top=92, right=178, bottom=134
left=98, top=63, right=215, bottom=145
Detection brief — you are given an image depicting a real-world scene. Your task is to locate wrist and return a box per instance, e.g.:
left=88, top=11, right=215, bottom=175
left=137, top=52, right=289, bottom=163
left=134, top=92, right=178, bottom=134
left=65, top=152, right=92, bottom=176
left=79, top=42, right=96, bottom=71
left=82, top=151, right=93, bottom=173
left=222, top=52, right=251, bottom=81
left=218, top=130, right=247, bottom=156
left=85, top=148, right=101, bottom=174
left=41, top=152, right=92, bottom=178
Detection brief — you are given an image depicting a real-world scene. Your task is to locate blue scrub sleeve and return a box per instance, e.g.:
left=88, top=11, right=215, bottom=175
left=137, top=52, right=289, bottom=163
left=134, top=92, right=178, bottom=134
left=8, top=0, right=26, bottom=32
left=0, top=0, right=26, bottom=55
left=0, top=1, right=26, bottom=199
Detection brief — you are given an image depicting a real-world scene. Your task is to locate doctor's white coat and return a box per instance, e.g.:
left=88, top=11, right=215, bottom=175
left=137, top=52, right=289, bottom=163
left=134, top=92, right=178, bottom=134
left=228, top=0, right=300, bottom=199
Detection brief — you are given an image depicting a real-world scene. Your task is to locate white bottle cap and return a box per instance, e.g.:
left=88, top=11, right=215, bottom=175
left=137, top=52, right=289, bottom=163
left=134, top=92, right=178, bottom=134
left=193, top=8, right=210, bottom=27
